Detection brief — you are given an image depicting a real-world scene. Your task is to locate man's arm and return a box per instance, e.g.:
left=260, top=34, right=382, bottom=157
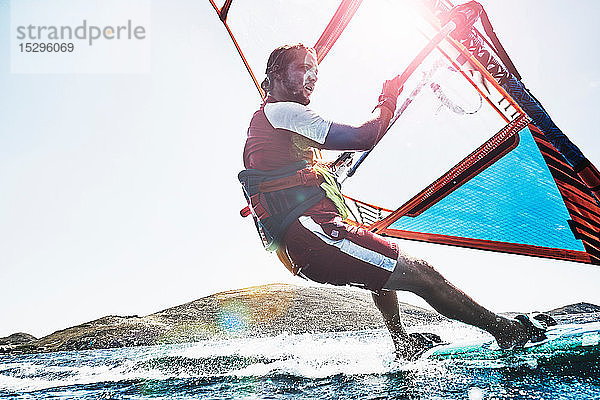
left=322, top=107, right=393, bottom=151
left=322, top=77, right=401, bottom=151
left=264, top=77, right=402, bottom=151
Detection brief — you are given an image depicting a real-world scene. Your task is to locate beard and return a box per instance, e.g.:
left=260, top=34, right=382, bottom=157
left=281, top=76, right=310, bottom=105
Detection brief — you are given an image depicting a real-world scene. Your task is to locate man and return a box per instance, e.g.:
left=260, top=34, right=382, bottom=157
left=240, top=44, right=548, bottom=359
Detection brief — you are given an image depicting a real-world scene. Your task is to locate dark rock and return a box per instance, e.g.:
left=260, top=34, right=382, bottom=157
left=547, top=302, right=600, bottom=315
left=0, top=332, right=37, bottom=346
left=5, top=284, right=598, bottom=355
left=545, top=302, right=600, bottom=324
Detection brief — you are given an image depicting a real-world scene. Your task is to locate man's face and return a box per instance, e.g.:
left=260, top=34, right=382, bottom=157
left=280, top=50, right=318, bottom=105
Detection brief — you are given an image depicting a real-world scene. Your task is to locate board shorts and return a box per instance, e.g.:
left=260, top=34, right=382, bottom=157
left=283, top=213, right=399, bottom=292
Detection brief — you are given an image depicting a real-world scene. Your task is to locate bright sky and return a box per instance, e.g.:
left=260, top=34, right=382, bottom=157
left=1, top=0, right=599, bottom=338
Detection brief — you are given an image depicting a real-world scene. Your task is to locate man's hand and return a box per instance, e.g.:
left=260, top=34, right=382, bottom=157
left=377, top=76, right=404, bottom=115
left=381, top=76, right=403, bottom=100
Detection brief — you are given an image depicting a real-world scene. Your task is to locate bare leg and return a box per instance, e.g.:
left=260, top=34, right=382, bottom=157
left=383, top=251, right=531, bottom=348
left=371, top=290, right=412, bottom=358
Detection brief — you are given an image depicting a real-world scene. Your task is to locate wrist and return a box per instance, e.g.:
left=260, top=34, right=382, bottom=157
left=375, top=94, right=397, bottom=115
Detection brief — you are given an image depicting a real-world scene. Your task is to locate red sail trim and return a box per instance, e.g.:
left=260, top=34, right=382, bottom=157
left=219, top=0, right=233, bottom=21
left=343, top=195, right=394, bottom=228
left=557, top=181, right=600, bottom=219
left=555, top=181, right=600, bottom=237
left=566, top=206, right=600, bottom=236
left=567, top=213, right=600, bottom=237
left=343, top=195, right=394, bottom=213
left=208, top=0, right=219, bottom=14
left=529, top=125, right=600, bottom=265
left=548, top=164, right=597, bottom=197
left=557, top=186, right=600, bottom=227
left=565, top=207, right=600, bottom=232
left=556, top=183, right=600, bottom=213
left=209, top=0, right=264, bottom=99
left=542, top=152, right=579, bottom=176
left=577, top=163, right=600, bottom=201
left=529, top=129, right=560, bottom=151
left=541, top=155, right=598, bottom=194
left=313, top=0, right=363, bottom=63
left=568, top=222, right=600, bottom=265
left=533, top=142, right=586, bottom=176
left=529, top=136, right=575, bottom=169
left=370, top=114, right=530, bottom=232
left=380, top=228, right=592, bottom=264
left=569, top=221, right=600, bottom=250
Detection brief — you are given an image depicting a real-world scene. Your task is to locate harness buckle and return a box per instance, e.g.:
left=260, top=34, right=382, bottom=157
left=297, top=168, right=319, bottom=186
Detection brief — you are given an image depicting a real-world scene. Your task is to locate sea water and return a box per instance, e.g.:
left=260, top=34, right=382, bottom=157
left=1, top=321, right=599, bottom=399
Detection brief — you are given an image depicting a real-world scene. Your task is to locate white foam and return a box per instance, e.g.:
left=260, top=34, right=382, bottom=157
left=0, top=322, right=490, bottom=393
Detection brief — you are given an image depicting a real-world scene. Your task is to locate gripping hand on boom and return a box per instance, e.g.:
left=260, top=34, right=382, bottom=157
left=376, top=76, right=403, bottom=116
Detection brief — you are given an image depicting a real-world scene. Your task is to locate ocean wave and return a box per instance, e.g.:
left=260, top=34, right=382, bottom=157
left=0, top=322, right=514, bottom=395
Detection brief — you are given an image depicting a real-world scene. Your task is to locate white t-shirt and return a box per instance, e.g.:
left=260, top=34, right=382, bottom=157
left=264, top=102, right=332, bottom=145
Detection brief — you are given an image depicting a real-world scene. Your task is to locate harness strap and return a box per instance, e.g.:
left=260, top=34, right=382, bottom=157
left=258, top=168, right=323, bottom=192
left=240, top=193, right=271, bottom=218
left=240, top=206, right=251, bottom=217
left=276, top=246, right=300, bottom=275
left=240, top=168, right=324, bottom=217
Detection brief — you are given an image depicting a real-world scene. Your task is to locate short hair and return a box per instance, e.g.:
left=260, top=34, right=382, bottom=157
left=261, top=44, right=316, bottom=93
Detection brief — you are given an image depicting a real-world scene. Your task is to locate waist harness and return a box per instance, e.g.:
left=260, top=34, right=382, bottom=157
left=238, top=161, right=326, bottom=251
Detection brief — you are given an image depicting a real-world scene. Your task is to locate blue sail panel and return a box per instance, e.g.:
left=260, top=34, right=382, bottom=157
left=388, top=126, right=585, bottom=251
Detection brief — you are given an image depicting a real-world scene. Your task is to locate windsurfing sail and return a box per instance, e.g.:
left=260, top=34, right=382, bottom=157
left=212, top=0, right=600, bottom=265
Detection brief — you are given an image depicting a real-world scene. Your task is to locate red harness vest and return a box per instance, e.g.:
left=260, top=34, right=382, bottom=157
left=243, top=102, right=314, bottom=170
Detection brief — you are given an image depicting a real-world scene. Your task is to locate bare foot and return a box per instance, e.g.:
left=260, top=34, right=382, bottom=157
left=494, top=315, right=547, bottom=349
left=394, top=332, right=442, bottom=360
left=494, top=319, right=530, bottom=349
